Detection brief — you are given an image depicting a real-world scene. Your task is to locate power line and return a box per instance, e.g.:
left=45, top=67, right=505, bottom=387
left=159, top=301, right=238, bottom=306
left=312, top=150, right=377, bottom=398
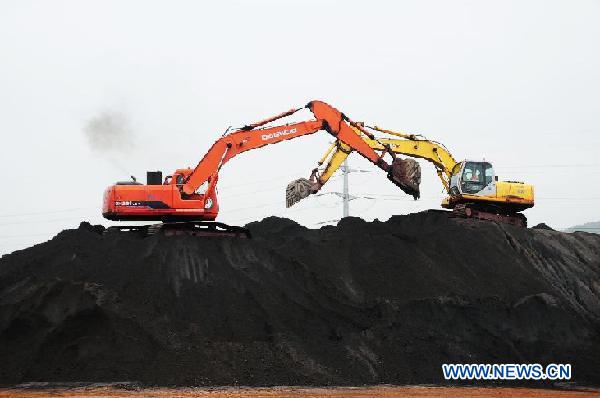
left=218, top=169, right=312, bottom=190
left=227, top=199, right=340, bottom=224
left=342, top=160, right=349, bottom=218
left=224, top=201, right=282, bottom=213
left=0, top=232, right=55, bottom=239
left=219, top=167, right=366, bottom=200
left=0, top=207, right=97, bottom=218
left=496, top=163, right=600, bottom=169
left=219, top=185, right=287, bottom=200
left=537, top=197, right=600, bottom=200
left=0, top=216, right=95, bottom=227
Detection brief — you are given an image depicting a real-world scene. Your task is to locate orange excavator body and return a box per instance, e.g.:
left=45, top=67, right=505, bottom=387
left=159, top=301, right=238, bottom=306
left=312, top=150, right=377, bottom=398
left=102, top=168, right=219, bottom=221
left=102, top=100, right=391, bottom=222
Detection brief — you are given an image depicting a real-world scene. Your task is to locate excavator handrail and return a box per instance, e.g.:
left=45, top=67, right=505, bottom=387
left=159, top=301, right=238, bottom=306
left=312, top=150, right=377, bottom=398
left=368, top=125, right=454, bottom=161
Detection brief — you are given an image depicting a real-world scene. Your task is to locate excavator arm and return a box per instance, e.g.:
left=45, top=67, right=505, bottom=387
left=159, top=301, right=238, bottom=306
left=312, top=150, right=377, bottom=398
left=314, top=126, right=457, bottom=192
left=286, top=125, right=458, bottom=206
left=181, top=101, right=391, bottom=196
left=285, top=124, right=534, bottom=228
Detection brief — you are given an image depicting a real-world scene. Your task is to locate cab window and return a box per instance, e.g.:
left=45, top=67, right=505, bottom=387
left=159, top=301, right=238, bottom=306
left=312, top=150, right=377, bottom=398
left=484, top=163, right=494, bottom=185
left=461, top=162, right=485, bottom=194
left=462, top=162, right=483, bottom=183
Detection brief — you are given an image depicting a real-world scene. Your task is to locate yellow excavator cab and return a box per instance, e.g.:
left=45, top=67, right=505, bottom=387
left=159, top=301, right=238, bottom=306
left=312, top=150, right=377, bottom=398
left=445, top=160, right=534, bottom=213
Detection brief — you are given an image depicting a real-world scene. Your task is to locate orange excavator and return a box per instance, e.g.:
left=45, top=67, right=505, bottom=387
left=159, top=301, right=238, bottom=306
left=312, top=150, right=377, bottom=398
left=102, top=101, right=416, bottom=236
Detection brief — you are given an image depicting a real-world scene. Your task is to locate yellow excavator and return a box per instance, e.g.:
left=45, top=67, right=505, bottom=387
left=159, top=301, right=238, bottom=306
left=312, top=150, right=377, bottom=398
left=286, top=124, right=534, bottom=227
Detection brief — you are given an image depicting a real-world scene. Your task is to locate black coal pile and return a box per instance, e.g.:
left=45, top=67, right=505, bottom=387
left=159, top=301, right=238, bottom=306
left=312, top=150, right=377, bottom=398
left=0, top=211, right=599, bottom=386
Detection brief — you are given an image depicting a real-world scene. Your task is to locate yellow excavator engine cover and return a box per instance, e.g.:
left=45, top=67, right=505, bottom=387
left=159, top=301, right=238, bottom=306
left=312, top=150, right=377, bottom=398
left=495, top=181, right=535, bottom=204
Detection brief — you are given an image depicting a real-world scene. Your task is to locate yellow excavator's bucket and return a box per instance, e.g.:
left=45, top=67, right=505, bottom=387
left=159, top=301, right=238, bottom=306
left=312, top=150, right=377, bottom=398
left=388, top=158, right=422, bottom=200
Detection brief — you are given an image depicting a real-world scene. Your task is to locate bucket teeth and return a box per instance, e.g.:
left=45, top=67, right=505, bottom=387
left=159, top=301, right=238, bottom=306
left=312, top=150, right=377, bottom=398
left=388, top=158, right=421, bottom=199
left=286, top=178, right=315, bottom=208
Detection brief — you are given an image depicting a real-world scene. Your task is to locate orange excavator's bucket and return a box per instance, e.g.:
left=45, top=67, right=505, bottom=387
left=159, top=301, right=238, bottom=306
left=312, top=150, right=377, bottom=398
left=388, top=158, right=421, bottom=200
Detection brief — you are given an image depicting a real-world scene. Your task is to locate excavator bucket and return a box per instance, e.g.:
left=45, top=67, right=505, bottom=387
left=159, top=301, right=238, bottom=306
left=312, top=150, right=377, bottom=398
left=286, top=178, right=315, bottom=208
left=388, top=158, right=421, bottom=199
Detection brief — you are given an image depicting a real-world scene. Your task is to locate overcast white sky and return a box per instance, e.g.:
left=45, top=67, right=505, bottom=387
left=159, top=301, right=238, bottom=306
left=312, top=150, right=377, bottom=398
left=1, top=0, right=599, bottom=255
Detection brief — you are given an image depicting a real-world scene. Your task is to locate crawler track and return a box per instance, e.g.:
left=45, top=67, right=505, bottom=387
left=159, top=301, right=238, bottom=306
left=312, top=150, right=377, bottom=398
left=104, top=221, right=251, bottom=238
left=452, top=203, right=527, bottom=227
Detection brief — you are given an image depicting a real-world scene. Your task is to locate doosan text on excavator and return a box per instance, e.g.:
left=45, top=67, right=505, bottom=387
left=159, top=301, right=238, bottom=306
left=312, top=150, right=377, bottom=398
left=102, top=100, right=534, bottom=234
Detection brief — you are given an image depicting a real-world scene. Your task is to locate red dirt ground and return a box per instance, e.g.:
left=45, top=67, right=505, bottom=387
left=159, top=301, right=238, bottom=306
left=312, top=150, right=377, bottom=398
left=1, top=386, right=599, bottom=398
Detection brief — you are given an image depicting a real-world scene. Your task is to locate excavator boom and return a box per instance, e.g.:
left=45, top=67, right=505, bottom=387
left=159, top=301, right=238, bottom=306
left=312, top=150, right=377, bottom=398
left=288, top=125, right=534, bottom=227
left=286, top=125, right=452, bottom=207
left=180, top=101, right=390, bottom=196
left=102, top=101, right=395, bottom=225
left=181, top=119, right=323, bottom=195
left=314, top=127, right=457, bottom=193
